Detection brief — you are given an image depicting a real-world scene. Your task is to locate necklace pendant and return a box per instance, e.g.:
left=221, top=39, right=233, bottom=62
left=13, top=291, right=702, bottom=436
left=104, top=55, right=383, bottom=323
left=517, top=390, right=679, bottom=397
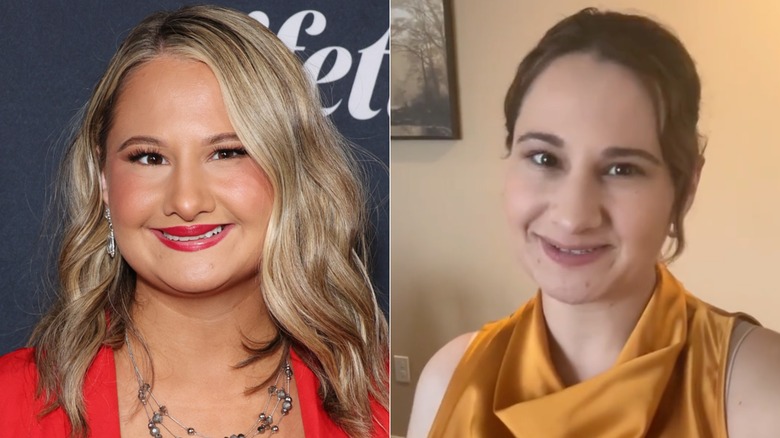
left=148, top=423, right=162, bottom=437
left=127, top=335, right=291, bottom=438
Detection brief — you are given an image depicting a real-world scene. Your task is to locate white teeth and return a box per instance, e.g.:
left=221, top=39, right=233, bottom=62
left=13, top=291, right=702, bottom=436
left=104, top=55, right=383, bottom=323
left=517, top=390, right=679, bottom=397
left=556, top=246, right=597, bottom=255
left=163, top=226, right=223, bottom=242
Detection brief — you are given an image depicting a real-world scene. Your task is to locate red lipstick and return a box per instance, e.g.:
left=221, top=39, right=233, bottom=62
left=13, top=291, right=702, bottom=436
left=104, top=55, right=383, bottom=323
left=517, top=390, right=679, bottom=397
left=159, top=224, right=223, bottom=236
left=152, top=224, right=230, bottom=252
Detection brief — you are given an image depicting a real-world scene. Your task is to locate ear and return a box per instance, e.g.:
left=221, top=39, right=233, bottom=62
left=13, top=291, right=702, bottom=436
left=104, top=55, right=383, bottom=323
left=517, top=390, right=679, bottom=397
left=101, top=169, right=109, bottom=206
left=98, top=146, right=109, bottom=206
left=682, top=156, right=705, bottom=216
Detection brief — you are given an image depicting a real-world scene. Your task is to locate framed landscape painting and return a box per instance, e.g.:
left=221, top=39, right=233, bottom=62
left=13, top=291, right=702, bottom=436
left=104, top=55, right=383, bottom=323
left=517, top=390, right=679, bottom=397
left=391, top=0, right=461, bottom=139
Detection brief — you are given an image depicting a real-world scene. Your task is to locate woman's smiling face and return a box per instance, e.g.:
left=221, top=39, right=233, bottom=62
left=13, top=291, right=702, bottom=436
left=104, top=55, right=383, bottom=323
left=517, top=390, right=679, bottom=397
left=101, top=55, right=274, bottom=297
left=504, top=52, right=676, bottom=304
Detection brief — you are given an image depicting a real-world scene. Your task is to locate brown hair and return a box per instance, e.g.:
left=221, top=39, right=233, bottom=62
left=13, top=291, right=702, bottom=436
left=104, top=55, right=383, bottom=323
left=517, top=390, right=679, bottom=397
left=504, top=7, right=705, bottom=259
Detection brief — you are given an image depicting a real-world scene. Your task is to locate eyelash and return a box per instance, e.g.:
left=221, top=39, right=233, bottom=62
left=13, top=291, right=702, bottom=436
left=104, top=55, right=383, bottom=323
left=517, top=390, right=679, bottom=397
left=209, top=146, right=248, bottom=160
left=525, top=151, right=560, bottom=168
left=606, top=163, right=645, bottom=177
left=128, top=148, right=164, bottom=165
left=524, top=151, right=645, bottom=177
left=127, top=146, right=248, bottom=165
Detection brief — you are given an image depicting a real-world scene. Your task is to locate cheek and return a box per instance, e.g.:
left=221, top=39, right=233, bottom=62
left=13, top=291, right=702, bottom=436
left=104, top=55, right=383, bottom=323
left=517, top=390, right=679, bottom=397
left=105, top=162, right=160, bottom=226
left=611, top=186, right=674, bottom=252
left=503, top=170, right=543, bottom=228
left=504, top=171, right=546, bottom=268
left=220, top=164, right=275, bottom=227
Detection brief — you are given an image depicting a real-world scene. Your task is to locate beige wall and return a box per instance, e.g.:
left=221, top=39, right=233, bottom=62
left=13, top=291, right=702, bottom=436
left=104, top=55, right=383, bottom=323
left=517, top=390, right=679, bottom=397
left=390, top=0, right=780, bottom=434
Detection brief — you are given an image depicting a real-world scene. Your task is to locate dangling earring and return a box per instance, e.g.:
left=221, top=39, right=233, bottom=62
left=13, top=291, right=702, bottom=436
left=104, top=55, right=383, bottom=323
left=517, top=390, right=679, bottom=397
left=668, top=223, right=678, bottom=238
left=105, top=207, right=116, bottom=258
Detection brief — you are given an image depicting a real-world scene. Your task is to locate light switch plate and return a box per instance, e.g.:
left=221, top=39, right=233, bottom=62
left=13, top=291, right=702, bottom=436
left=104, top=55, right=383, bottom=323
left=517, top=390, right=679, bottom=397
left=393, top=355, right=411, bottom=383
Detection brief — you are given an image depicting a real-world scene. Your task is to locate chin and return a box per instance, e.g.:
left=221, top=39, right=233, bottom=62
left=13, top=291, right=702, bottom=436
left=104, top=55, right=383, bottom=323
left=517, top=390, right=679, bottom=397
left=148, top=272, right=234, bottom=296
left=521, top=256, right=617, bottom=305
left=537, top=283, right=607, bottom=305
left=165, top=282, right=228, bottom=297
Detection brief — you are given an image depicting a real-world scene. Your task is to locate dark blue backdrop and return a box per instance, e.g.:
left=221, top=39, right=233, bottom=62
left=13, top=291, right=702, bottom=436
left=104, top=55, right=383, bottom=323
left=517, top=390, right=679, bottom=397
left=0, top=1, right=388, bottom=355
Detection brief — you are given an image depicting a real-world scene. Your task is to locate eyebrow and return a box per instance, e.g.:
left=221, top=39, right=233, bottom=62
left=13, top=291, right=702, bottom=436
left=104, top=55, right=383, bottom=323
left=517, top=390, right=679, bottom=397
left=117, top=135, right=159, bottom=152
left=206, top=132, right=241, bottom=144
left=116, top=132, right=241, bottom=152
left=515, top=130, right=663, bottom=165
left=603, top=146, right=662, bottom=166
left=516, top=131, right=564, bottom=147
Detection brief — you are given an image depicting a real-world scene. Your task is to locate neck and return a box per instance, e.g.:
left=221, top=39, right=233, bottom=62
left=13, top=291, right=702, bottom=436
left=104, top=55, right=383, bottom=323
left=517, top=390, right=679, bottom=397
left=128, top=278, right=279, bottom=380
left=541, top=266, right=658, bottom=386
left=114, top=281, right=300, bottom=438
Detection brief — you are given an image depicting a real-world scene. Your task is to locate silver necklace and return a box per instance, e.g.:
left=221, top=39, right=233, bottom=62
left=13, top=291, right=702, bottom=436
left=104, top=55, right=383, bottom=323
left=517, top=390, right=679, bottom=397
left=125, top=334, right=293, bottom=437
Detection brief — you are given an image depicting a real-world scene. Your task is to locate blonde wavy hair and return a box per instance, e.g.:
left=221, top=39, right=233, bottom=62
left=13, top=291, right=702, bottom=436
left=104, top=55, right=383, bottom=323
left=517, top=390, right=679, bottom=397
left=30, top=5, right=388, bottom=437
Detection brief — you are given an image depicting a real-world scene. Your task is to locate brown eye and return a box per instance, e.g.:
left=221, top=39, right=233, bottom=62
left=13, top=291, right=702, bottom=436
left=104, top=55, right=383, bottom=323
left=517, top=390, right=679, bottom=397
left=210, top=147, right=248, bottom=160
left=129, top=152, right=167, bottom=165
left=146, top=154, right=164, bottom=165
left=530, top=152, right=559, bottom=168
left=607, top=163, right=641, bottom=176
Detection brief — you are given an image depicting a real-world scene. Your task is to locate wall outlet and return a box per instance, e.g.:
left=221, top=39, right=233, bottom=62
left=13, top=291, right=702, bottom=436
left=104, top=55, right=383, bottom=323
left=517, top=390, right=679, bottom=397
left=393, top=355, right=411, bottom=383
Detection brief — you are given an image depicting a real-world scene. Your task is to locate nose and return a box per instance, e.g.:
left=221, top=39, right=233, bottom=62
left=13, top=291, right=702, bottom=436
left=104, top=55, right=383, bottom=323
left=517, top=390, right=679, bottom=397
left=549, top=171, right=604, bottom=234
left=162, top=160, right=216, bottom=221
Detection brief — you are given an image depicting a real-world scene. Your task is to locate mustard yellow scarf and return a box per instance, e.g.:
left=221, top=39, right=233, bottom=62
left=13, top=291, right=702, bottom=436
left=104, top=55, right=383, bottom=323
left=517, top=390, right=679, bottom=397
left=430, top=265, right=748, bottom=437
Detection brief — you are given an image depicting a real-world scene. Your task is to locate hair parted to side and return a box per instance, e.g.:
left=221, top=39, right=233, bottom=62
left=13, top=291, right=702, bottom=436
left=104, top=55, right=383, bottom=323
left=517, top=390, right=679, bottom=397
left=29, top=5, right=388, bottom=437
left=504, top=8, right=705, bottom=260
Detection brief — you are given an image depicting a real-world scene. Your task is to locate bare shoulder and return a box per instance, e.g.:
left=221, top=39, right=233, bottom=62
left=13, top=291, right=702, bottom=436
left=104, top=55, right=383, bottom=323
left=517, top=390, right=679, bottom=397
left=406, top=332, right=476, bottom=438
left=726, top=326, right=780, bottom=438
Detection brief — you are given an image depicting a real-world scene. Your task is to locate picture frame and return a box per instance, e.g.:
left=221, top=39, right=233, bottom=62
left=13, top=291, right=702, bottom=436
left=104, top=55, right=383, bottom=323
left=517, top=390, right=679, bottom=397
left=391, top=0, right=461, bottom=139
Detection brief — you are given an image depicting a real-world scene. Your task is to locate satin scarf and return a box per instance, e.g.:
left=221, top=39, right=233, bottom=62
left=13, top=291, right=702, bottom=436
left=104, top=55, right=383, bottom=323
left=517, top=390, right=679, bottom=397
left=430, top=265, right=748, bottom=438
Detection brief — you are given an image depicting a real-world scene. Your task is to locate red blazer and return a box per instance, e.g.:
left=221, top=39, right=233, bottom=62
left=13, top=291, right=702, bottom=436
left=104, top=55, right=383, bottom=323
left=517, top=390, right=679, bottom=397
left=0, top=346, right=389, bottom=437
